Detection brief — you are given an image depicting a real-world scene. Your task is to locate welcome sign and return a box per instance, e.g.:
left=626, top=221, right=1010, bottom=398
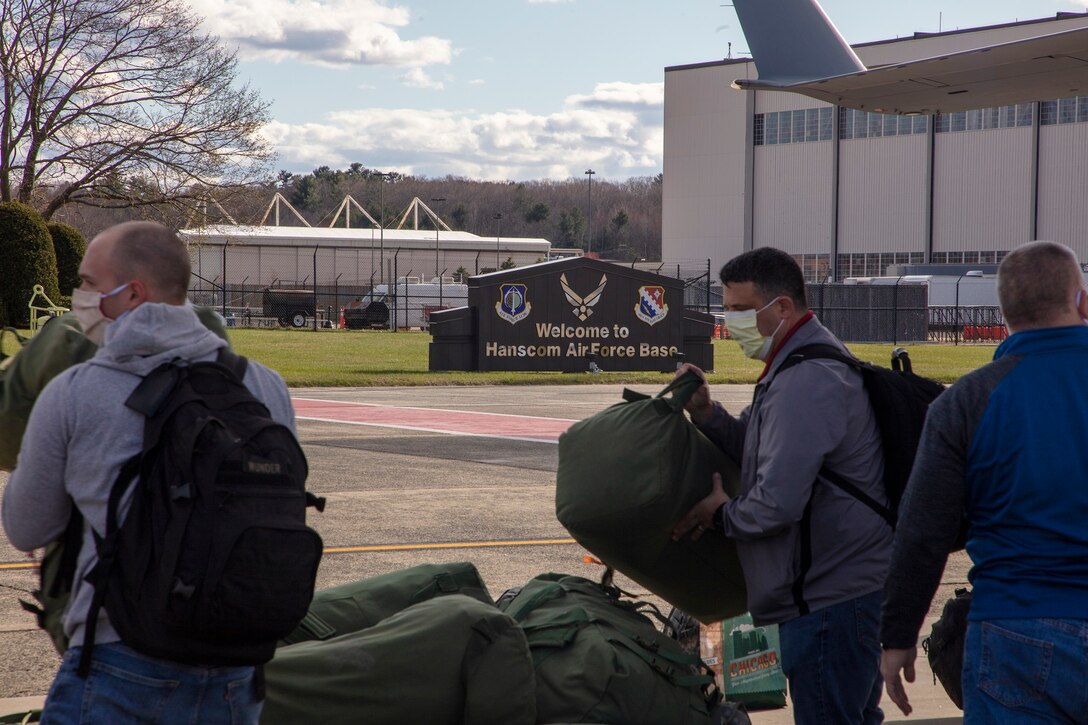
left=429, top=257, right=713, bottom=372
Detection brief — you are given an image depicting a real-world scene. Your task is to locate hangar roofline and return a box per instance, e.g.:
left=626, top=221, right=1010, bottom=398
left=664, top=10, right=1088, bottom=73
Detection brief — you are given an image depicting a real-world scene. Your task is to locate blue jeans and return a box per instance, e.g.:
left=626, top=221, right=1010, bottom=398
left=42, top=642, right=262, bottom=725
left=963, top=618, right=1088, bottom=723
left=779, top=590, right=884, bottom=725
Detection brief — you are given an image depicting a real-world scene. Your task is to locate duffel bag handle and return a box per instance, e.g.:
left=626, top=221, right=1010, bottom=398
left=655, top=370, right=704, bottom=412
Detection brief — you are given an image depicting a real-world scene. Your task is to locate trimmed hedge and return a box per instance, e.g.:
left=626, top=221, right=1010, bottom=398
left=0, top=202, right=60, bottom=326
left=48, top=222, right=87, bottom=294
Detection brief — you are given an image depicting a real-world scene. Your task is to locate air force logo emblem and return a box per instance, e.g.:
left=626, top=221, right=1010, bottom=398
left=560, top=273, right=607, bottom=321
left=635, top=285, right=668, bottom=326
left=495, top=283, right=531, bottom=324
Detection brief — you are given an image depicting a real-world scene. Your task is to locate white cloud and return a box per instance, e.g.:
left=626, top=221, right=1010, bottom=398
left=399, top=68, right=445, bottom=90
left=260, top=81, right=665, bottom=180
left=467, top=79, right=486, bottom=86
left=190, top=0, right=453, bottom=67
left=566, top=81, right=664, bottom=110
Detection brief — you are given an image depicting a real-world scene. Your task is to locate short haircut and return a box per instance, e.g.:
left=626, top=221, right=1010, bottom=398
left=720, top=247, right=808, bottom=309
left=108, top=221, right=191, bottom=303
left=998, top=241, right=1082, bottom=328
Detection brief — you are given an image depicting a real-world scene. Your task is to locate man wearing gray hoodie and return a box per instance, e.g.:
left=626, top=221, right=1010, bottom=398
left=2, top=221, right=295, bottom=724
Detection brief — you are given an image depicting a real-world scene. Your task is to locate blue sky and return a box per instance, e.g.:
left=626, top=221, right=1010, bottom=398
left=186, top=0, right=1088, bottom=182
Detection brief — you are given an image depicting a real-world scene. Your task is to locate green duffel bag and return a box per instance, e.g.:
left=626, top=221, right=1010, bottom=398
left=556, top=371, right=746, bottom=623
left=0, top=308, right=229, bottom=472
left=262, top=594, right=536, bottom=725
left=499, top=573, right=721, bottom=725
left=280, top=561, right=493, bottom=645
left=0, top=317, right=95, bottom=472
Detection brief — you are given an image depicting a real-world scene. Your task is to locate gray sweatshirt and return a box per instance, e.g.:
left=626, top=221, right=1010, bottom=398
left=697, top=316, right=893, bottom=625
left=2, top=302, right=295, bottom=648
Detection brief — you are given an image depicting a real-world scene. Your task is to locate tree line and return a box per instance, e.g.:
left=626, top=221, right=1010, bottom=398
left=275, top=166, right=663, bottom=262
left=46, top=167, right=664, bottom=262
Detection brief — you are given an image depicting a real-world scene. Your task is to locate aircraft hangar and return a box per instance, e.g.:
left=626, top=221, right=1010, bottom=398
left=663, top=11, right=1088, bottom=281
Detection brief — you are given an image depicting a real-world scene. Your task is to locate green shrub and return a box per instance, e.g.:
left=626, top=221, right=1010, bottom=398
left=0, top=202, right=59, bottom=326
left=48, top=222, right=87, bottom=294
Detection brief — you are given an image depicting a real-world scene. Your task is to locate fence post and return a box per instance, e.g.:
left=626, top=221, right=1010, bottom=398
left=392, top=251, right=399, bottom=332
left=893, top=275, right=904, bottom=345
left=706, top=258, right=711, bottom=314
left=221, top=245, right=228, bottom=320
left=312, top=246, right=318, bottom=331
left=334, top=272, right=342, bottom=327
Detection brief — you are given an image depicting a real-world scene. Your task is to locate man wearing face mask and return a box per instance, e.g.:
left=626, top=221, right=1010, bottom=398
left=672, top=247, right=891, bottom=724
left=2, top=221, right=292, bottom=723
left=880, top=241, right=1088, bottom=722
left=0, top=257, right=227, bottom=472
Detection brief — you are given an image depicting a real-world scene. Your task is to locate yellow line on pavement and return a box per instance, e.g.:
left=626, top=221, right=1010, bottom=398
left=324, top=538, right=577, bottom=554
left=1, top=538, right=579, bottom=570
left=0, top=561, right=39, bottom=571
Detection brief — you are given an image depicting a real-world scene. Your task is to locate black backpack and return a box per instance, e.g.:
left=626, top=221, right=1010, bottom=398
left=776, top=345, right=945, bottom=526
left=80, top=350, right=324, bottom=676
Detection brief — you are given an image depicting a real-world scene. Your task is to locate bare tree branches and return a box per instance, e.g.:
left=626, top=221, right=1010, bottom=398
left=0, top=0, right=274, bottom=219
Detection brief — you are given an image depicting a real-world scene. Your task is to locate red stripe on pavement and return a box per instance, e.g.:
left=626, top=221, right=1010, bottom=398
left=292, top=398, right=576, bottom=442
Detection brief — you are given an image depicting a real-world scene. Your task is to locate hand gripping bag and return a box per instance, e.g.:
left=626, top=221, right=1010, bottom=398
left=556, top=371, right=747, bottom=623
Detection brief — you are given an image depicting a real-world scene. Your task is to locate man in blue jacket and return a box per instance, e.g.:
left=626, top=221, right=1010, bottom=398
left=880, top=240, right=1088, bottom=722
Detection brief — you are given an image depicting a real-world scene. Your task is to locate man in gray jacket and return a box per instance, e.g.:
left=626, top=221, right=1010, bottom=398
left=674, top=247, right=892, bottom=724
left=2, top=221, right=295, bottom=724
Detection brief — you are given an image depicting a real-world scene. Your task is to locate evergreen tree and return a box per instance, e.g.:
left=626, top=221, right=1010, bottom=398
left=0, top=202, right=60, bottom=326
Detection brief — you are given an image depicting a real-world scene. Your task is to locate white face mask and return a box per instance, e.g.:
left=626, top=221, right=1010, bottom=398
left=723, top=296, right=786, bottom=360
left=70, top=283, right=130, bottom=344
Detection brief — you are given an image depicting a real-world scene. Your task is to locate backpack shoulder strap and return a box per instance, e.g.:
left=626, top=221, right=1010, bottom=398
left=776, top=343, right=859, bottom=376
left=215, top=348, right=249, bottom=381
left=779, top=343, right=895, bottom=616
left=774, top=344, right=894, bottom=521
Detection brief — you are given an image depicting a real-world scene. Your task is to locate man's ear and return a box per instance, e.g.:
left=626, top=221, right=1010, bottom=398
left=128, top=279, right=151, bottom=306
left=776, top=295, right=797, bottom=318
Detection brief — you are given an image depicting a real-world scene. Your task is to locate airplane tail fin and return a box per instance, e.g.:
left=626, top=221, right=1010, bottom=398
left=732, top=0, right=866, bottom=83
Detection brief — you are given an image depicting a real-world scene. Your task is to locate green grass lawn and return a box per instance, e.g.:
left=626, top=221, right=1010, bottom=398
left=227, top=328, right=998, bottom=387
left=2, top=326, right=998, bottom=387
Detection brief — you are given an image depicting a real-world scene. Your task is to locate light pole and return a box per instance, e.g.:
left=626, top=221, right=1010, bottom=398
left=431, top=197, right=446, bottom=280
left=376, top=171, right=395, bottom=286
left=954, top=270, right=984, bottom=345
left=494, top=213, right=503, bottom=269
left=584, top=168, right=595, bottom=255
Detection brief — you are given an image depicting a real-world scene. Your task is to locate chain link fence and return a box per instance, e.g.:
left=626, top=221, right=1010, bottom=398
left=188, top=246, right=1004, bottom=342
left=189, top=250, right=720, bottom=330
left=709, top=286, right=1006, bottom=344
left=928, top=306, right=1007, bottom=344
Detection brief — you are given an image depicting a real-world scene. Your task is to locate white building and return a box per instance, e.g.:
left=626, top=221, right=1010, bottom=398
left=663, top=11, right=1088, bottom=281
left=179, top=224, right=551, bottom=291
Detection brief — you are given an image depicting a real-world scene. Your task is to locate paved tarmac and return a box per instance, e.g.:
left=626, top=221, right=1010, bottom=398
left=0, top=383, right=967, bottom=722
